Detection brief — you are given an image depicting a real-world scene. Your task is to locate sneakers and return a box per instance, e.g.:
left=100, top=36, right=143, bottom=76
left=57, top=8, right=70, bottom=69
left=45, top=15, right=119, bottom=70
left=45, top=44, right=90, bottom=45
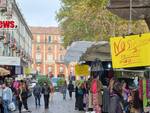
left=22, top=109, right=27, bottom=112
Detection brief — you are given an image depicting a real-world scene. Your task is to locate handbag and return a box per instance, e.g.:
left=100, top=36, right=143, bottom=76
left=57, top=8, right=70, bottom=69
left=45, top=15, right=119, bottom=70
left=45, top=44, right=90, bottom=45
left=8, top=102, right=16, bottom=111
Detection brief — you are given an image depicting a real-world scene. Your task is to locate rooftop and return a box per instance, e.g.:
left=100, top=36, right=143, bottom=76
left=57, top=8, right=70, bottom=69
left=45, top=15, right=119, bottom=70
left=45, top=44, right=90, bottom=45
left=30, top=26, right=61, bottom=35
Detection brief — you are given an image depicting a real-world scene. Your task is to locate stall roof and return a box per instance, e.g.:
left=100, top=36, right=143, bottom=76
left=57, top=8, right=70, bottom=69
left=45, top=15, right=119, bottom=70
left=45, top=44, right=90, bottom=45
left=64, top=41, right=95, bottom=63
left=80, top=42, right=111, bottom=61
left=107, top=0, right=150, bottom=29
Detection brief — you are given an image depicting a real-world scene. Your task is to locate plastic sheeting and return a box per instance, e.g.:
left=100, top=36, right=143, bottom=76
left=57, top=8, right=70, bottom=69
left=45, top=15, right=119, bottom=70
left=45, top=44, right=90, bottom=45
left=80, top=42, right=111, bottom=61
left=64, top=41, right=94, bottom=63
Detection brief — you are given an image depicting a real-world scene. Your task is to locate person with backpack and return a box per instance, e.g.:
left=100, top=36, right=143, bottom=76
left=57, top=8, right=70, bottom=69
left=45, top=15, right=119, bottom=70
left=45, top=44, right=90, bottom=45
left=68, top=81, right=74, bottom=99
left=42, top=82, right=50, bottom=109
left=33, top=83, right=42, bottom=108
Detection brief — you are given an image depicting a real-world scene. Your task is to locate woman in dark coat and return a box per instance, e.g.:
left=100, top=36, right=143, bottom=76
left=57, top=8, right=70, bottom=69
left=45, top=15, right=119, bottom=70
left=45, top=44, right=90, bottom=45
left=109, top=81, right=124, bottom=113
left=77, top=83, right=85, bottom=111
left=42, top=82, right=50, bottom=109
left=68, top=81, right=74, bottom=99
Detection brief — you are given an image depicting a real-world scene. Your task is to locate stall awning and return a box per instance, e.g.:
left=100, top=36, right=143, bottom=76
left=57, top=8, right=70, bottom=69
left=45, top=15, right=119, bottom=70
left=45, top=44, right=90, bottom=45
left=107, top=0, right=150, bottom=29
left=80, top=42, right=111, bottom=62
left=64, top=41, right=95, bottom=63
left=0, top=67, right=10, bottom=76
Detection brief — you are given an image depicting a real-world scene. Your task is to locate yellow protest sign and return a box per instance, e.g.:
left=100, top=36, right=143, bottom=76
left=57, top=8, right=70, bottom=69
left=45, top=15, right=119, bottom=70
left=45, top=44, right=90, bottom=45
left=110, top=33, right=150, bottom=68
left=75, top=64, right=89, bottom=76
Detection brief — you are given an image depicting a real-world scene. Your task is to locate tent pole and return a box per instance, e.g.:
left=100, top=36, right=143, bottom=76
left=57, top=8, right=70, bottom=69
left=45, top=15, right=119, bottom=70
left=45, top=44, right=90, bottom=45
left=128, top=0, right=133, bottom=34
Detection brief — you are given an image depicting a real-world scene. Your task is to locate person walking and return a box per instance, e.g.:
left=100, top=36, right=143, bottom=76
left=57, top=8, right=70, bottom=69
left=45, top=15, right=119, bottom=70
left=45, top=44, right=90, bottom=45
left=33, top=83, right=42, bottom=108
left=68, top=81, right=74, bottom=99
left=2, top=82, right=13, bottom=113
left=62, top=81, right=67, bottom=100
left=0, top=84, right=4, bottom=113
left=42, top=82, right=50, bottom=109
left=78, top=83, right=85, bottom=111
left=17, top=81, right=30, bottom=113
left=49, top=82, right=54, bottom=103
left=90, top=75, right=103, bottom=113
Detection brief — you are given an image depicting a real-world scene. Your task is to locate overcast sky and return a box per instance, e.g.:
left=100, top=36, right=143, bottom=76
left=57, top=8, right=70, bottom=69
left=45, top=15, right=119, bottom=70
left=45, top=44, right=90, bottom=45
left=17, top=0, right=61, bottom=27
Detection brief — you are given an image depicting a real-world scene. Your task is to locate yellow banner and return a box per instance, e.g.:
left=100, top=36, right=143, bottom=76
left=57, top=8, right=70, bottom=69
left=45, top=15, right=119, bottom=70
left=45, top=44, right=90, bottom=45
left=75, top=64, right=89, bottom=76
left=110, top=33, right=150, bottom=68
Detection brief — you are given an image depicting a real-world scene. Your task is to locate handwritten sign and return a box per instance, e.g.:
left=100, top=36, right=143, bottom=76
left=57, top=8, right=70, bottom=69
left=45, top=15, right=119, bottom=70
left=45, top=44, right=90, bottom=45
left=110, top=33, right=150, bottom=68
left=75, top=64, right=89, bottom=76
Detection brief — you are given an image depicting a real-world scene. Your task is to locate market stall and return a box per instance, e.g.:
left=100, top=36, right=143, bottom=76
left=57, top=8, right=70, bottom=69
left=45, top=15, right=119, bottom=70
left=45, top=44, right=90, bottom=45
left=110, top=33, right=150, bottom=112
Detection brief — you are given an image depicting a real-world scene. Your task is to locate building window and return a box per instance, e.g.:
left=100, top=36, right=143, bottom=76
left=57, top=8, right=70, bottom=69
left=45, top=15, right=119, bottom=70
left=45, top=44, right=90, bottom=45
left=47, top=36, right=52, bottom=43
left=36, top=46, right=40, bottom=52
left=59, top=66, right=64, bottom=73
left=36, top=53, right=41, bottom=59
left=60, top=55, right=64, bottom=61
left=36, top=53, right=41, bottom=63
left=48, top=46, right=51, bottom=52
left=37, top=66, right=40, bottom=73
left=37, top=35, right=40, bottom=43
left=60, top=47, right=63, bottom=51
left=48, top=67, right=52, bottom=73
left=60, top=37, right=64, bottom=43
left=47, top=54, right=53, bottom=62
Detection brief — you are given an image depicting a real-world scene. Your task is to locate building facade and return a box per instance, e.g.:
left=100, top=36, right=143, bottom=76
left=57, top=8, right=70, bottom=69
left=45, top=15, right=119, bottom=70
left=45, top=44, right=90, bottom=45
left=31, top=27, right=74, bottom=78
left=0, top=0, right=32, bottom=75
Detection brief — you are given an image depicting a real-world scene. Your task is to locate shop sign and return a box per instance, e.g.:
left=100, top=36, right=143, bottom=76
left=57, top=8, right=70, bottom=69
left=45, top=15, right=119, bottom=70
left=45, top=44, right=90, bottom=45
left=75, top=64, right=89, bottom=76
left=0, top=56, right=20, bottom=66
left=0, top=20, right=17, bottom=29
left=110, top=33, right=150, bottom=68
left=0, top=0, right=7, bottom=9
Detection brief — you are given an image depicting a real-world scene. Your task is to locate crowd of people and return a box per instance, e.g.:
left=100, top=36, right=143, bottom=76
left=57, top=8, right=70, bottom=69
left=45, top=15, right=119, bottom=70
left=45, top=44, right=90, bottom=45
left=74, top=74, right=144, bottom=113
left=0, top=78, right=55, bottom=113
left=0, top=75, right=145, bottom=113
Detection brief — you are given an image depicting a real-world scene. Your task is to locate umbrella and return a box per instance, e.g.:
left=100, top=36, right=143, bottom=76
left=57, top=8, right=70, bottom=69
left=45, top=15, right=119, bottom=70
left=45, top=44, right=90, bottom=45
left=0, top=67, right=10, bottom=76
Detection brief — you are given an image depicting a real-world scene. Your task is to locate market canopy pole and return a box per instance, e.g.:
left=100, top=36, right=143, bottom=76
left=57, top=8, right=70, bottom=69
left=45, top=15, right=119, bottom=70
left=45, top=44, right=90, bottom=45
left=128, top=0, right=132, bottom=34
left=107, top=0, right=150, bottom=30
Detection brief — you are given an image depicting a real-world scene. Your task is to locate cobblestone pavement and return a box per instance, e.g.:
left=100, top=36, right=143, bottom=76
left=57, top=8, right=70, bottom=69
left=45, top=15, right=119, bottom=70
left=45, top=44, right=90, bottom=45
left=14, top=92, right=84, bottom=113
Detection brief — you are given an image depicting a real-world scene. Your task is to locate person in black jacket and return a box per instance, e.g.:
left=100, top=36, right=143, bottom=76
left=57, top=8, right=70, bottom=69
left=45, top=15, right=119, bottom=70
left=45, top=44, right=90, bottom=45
left=33, top=83, right=42, bottom=108
left=68, top=81, right=74, bottom=99
left=42, top=82, right=50, bottom=109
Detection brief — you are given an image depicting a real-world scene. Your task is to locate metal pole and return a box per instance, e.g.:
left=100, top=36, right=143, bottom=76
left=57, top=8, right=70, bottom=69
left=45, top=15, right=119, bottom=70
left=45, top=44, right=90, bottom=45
left=128, top=0, right=132, bottom=34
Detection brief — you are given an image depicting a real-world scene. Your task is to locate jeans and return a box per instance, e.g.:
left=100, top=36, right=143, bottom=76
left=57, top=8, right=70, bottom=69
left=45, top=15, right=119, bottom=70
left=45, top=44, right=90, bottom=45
left=3, top=100, right=11, bottom=113
left=44, top=95, right=49, bottom=109
left=34, top=95, right=41, bottom=107
left=18, top=98, right=28, bottom=113
left=69, top=91, right=72, bottom=98
left=12, top=96, right=17, bottom=110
